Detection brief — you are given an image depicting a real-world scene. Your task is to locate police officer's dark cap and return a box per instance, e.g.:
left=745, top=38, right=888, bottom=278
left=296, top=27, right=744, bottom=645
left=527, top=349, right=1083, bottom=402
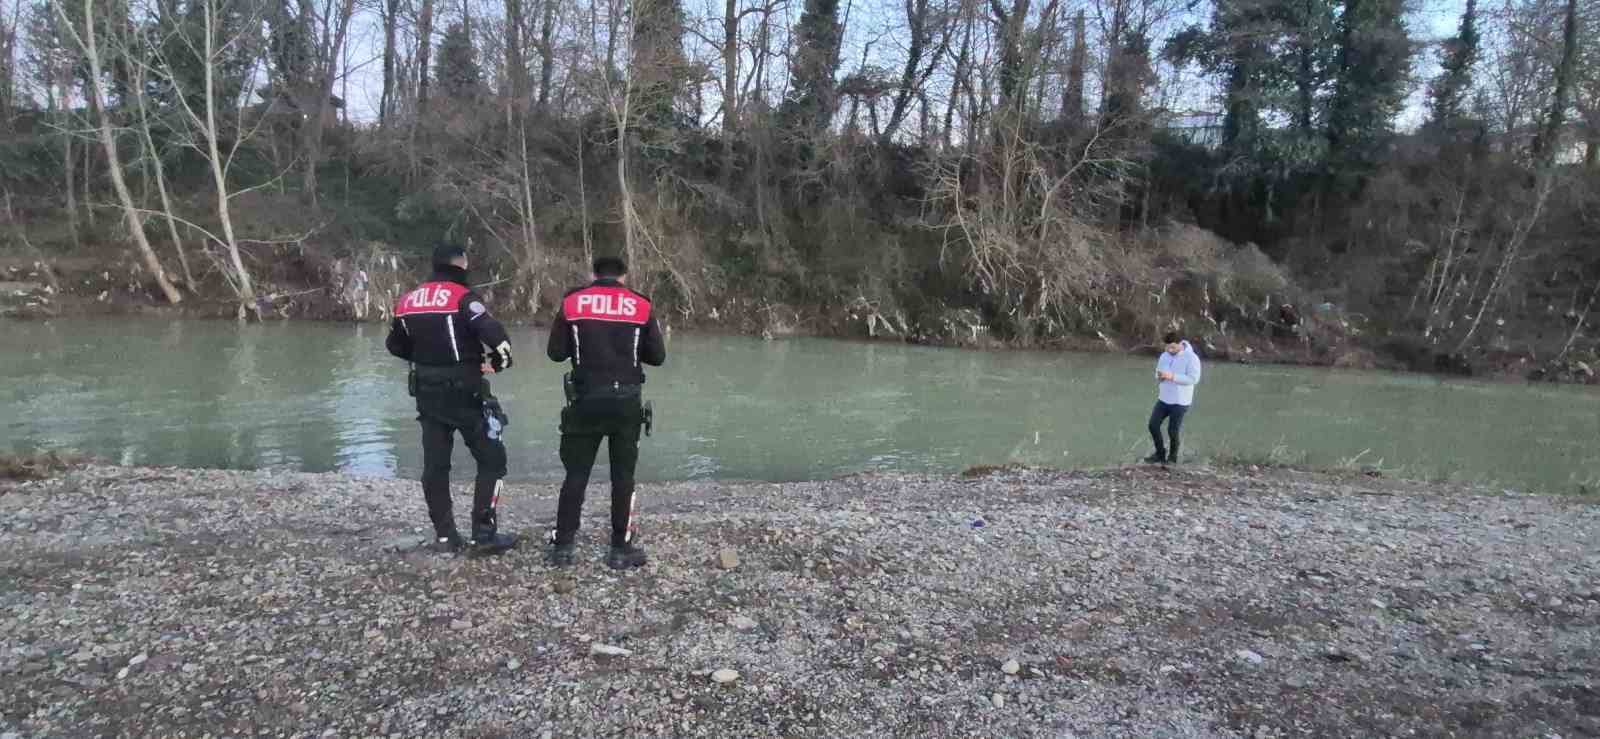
left=432, top=243, right=468, bottom=267
left=593, top=256, right=627, bottom=277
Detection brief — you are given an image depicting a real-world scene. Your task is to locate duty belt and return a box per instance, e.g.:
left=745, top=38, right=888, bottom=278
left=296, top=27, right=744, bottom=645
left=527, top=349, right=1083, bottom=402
left=410, top=363, right=481, bottom=395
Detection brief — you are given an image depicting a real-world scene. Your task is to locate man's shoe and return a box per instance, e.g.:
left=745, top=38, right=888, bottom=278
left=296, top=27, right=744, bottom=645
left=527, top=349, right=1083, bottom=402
left=606, top=543, right=648, bottom=570
left=1166, top=452, right=1181, bottom=465
left=428, top=529, right=466, bottom=553
left=468, top=532, right=519, bottom=556
left=1143, top=453, right=1168, bottom=465
left=546, top=541, right=576, bottom=567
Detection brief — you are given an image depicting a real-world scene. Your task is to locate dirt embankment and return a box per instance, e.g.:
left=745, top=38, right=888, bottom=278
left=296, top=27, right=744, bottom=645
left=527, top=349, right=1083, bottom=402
left=2, top=463, right=1597, bottom=737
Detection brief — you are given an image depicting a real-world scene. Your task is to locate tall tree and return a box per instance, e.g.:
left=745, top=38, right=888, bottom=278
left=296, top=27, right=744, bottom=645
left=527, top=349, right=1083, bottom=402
left=880, top=0, right=950, bottom=143
left=1325, top=0, right=1412, bottom=174
left=54, top=0, right=183, bottom=304
left=416, top=0, right=436, bottom=110
left=436, top=20, right=480, bottom=101
left=1530, top=0, right=1578, bottom=166
left=379, top=0, right=401, bottom=126
left=782, top=0, right=843, bottom=135
left=1426, top=0, right=1480, bottom=128
left=0, top=0, right=19, bottom=125
left=631, top=0, right=686, bottom=129
left=504, top=0, right=529, bottom=118
left=1059, top=9, right=1086, bottom=127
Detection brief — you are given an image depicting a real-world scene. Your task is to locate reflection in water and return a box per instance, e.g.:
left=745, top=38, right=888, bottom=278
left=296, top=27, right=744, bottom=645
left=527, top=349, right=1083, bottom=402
left=2, top=318, right=1599, bottom=492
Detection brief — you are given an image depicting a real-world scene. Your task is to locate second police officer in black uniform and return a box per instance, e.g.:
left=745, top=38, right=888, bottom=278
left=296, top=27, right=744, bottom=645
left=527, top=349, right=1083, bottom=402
left=386, top=244, right=519, bottom=556
left=545, top=256, right=667, bottom=569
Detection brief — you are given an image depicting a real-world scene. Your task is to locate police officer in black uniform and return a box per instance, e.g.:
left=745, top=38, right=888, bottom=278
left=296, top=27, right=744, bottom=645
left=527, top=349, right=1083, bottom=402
left=545, top=256, right=666, bottom=569
left=386, top=244, right=518, bottom=555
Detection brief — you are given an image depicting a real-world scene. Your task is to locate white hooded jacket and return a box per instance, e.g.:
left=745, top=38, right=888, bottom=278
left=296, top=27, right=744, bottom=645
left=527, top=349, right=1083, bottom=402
left=1155, top=340, right=1202, bottom=406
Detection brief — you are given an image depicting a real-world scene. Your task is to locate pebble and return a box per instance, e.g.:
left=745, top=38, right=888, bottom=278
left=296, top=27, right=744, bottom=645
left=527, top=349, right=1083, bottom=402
left=730, top=615, right=758, bottom=631
left=991, top=693, right=1005, bottom=708
left=1235, top=649, right=1264, bottom=666
left=129, top=653, right=148, bottom=667
left=711, top=669, right=740, bottom=684
left=507, top=659, right=522, bottom=671
left=591, top=644, right=632, bottom=657
left=718, top=548, right=741, bottom=570
left=1001, top=660, right=1021, bottom=675
left=553, top=579, right=576, bottom=595
left=450, top=619, right=471, bottom=631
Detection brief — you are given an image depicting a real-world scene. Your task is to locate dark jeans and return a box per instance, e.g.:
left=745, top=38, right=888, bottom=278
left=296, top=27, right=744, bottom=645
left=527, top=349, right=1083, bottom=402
left=417, top=383, right=507, bottom=539
left=1148, top=401, right=1190, bottom=459
left=554, top=389, right=644, bottom=547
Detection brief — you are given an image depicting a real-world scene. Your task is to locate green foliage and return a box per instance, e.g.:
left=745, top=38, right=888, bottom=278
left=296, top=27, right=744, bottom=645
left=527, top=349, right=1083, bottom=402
left=1325, top=0, right=1413, bottom=177
left=1426, top=0, right=1480, bottom=128
left=781, top=0, right=843, bottom=136
left=435, top=22, right=480, bottom=102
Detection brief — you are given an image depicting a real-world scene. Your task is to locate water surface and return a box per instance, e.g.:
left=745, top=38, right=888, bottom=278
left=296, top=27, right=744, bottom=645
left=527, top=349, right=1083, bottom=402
left=2, top=319, right=1596, bottom=491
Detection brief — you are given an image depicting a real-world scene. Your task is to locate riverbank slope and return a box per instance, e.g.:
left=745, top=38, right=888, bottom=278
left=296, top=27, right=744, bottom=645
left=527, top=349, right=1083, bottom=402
left=2, top=463, right=1597, bottom=737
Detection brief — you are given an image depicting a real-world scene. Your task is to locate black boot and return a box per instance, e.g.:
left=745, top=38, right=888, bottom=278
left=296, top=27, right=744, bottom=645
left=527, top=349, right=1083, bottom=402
left=546, top=531, right=576, bottom=567
left=1143, top=452, right=1167, bottom=464
left=468, top=505, right=518, bottom=556
left=429, top=527, right=466, bottom=554
left=470, top=530, right=519, bottom=556
left=606, top=538, right=647, bottom=570
left=1167, top=448, right=1181, bottom=465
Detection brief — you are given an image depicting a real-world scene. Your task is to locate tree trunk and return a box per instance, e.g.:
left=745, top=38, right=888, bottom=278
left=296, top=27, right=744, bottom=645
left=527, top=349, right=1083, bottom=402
left=943, top=0, right=972, bottom=148
left=201, top=0, right=255, bottom=311
left=380, top=0, right=399, bottom=126
left=417, top=0, right=436, bottom=111
left=59, top=0, right=182, bottom=304
left=505, top=0, right=528, bottom=120
left=0, top=0, right=18, bottom=126
left=536, top=0, right=556, bottom=108
left=300, top=0, right=358, bottom=208
left=81, top=139, right=94, bottom=225
left=1531, top=0, right=1578, bottom=167
left=133, top=59, right=194, bottom=288
left=1060, top=9, right=1084, bottom=126
left=720, top=0, right=739, bottom=186
left=62, top=118, right=81, bottom=248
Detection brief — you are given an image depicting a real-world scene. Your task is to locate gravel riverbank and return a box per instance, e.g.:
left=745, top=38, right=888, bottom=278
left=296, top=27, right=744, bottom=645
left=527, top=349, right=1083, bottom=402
left=2, top=464, right=1597, bottom=738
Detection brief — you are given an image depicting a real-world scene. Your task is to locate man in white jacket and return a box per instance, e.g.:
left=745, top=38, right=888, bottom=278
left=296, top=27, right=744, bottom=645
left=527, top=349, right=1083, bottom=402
left=1146, top=331, right=1202, bottom=464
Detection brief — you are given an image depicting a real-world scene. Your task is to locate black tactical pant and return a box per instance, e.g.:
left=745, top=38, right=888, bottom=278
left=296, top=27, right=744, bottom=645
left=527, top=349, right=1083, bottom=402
left=554, top=386, right=643, bottom=547
left=416, top=371, right=508, bottom=539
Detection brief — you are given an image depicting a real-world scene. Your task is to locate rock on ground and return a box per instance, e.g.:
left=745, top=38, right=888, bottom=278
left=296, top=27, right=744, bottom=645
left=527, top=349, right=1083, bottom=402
left=1, top=464, right=1598, bottom=737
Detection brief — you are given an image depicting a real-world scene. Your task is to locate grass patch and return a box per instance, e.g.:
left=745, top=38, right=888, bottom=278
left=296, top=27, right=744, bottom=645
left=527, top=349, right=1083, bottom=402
left=0, top=451, right=93, bottom=481
left=959, top=463, right=1051, bottom=478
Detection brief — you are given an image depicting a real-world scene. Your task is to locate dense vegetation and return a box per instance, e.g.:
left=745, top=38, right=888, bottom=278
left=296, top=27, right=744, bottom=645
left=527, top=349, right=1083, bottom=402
left=1, top=0, right=1597, bottom=376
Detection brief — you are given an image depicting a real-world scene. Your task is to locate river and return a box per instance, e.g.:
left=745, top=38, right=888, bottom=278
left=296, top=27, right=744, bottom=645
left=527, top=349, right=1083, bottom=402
left=2, top=318, right=1596, bottom=492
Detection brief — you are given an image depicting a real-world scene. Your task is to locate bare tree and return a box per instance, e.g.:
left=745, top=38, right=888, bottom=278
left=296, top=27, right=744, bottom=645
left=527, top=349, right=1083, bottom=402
left=128, top=47, right=194, bottom=288
left=54, top=0, right=184, bottom=304
left=0, top=0, right=21, bottom=125
left=1531, top=0, right=1579, bottom=165
left=380, top=0, right=402, bottom=126
left=417, top=0, right=436, bottom=109
left=879, top=0, right=951, bottom=143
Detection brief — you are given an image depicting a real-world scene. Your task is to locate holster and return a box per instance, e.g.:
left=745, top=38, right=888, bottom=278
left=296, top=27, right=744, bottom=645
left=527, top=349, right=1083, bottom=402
left=562, top=372, right=579, bottom=406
